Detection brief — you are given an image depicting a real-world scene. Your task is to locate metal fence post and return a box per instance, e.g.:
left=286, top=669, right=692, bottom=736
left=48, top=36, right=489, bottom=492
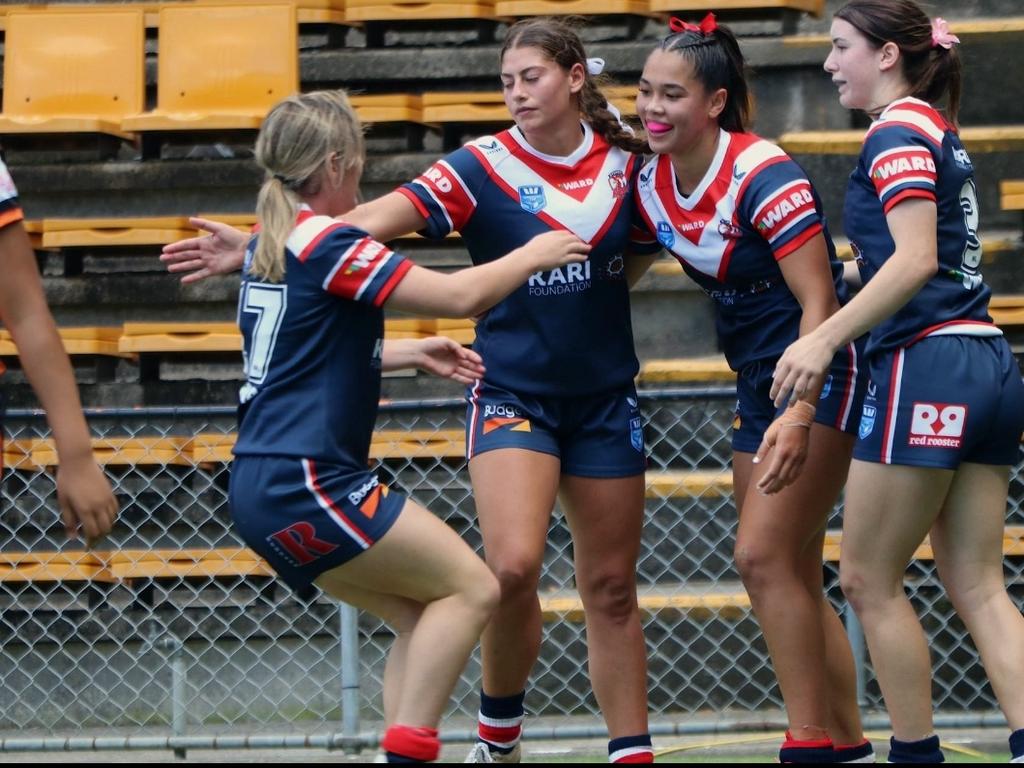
left=340, top=603, right=362, bottom=754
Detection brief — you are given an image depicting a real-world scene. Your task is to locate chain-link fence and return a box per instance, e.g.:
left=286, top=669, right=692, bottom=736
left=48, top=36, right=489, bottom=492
left=1, top=391, right=1022, bottom=749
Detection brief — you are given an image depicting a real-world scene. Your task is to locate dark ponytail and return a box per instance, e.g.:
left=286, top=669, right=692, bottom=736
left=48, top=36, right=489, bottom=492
left=656, top=15, right=751, bottom=133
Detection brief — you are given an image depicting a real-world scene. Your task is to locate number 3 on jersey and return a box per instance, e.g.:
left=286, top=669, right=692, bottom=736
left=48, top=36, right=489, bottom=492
left=241, top=283, right=287, bottom=384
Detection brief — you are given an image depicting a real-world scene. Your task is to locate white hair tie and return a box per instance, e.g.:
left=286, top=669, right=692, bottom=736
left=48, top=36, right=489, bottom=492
left=586, top=57, right=605, bottom=76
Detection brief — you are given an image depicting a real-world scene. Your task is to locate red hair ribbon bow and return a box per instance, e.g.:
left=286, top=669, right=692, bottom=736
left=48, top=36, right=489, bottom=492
left=669, top=12, right=718, bottom=36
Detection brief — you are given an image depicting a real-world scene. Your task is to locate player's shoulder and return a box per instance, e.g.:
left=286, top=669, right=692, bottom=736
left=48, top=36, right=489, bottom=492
left=286, top=212, right=370, bottom=263
left=732, top=132, right=792, bottom=177
left=866, top=97, right=949, bottom=149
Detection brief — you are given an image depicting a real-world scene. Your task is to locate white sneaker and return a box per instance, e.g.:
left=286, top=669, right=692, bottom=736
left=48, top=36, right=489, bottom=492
left=372, top=750, right=388, bottom=763
left=464, top=743, right=494, bottom=763
left=464, top=741, right=522, bottom=763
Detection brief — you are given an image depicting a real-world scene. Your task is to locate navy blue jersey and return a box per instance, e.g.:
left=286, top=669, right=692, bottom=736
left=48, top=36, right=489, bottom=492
left=233, top=206, right=413, bottom=464
left=845, top=98, right=998, bottom=356
left=398, top=123, right=661, bottom=397
left=635, top=130, right=847, bottom=372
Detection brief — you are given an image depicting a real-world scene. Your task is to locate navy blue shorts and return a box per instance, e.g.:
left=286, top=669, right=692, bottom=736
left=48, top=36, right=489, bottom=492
left=465, top=379, right=647, bottom=478
left=229, top=455, right=406, bottom=597
left=733, top=338, right=868, bottom=453
left=853, top=334, right=1024, bottom=468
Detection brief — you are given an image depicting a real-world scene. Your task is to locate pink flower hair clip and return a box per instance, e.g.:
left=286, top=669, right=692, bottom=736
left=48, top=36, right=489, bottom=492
left=930, top=17, right=960, bottom=50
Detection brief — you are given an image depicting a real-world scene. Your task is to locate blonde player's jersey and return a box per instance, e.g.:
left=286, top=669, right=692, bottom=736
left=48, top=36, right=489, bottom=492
left=635, top=129, right=847, bottom=371
left=233, top=205, right=413, bottom=465
left=399, top=123, right=660, bottom=397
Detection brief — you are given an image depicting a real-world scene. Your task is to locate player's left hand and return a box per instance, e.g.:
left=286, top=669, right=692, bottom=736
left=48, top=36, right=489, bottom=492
left=769, top=330, right=834, bottom=408
left=416, top=337, right=485, bottom=385
left=55, top=454, right=119, bottom=546
left=753, top=418, right=810, bottom=495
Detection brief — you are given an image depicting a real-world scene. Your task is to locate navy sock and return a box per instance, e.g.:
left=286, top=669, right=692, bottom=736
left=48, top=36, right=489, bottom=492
left=834, top=739, right=874, bottom=763
left=1010, top=728, right=1024, bottom=760
left=608, top=734, right=653, bottom=763
left=478, top=690, right=525, bottom=755
left=888, top=734, right=944, bottom=763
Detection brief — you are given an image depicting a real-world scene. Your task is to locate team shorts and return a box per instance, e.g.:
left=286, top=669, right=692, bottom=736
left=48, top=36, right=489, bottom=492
left=732, top=338, right=868, bottom=454
left=465, top=379, right=647, bottom=478
left=853, top=334, right=1024, bottom=469
left=229, top=455, right=406, bottom=597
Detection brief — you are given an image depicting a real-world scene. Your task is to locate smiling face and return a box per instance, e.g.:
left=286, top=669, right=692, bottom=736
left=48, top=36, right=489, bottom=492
left=636, top=48, right=725, bottom=157
left=824, top=18, right=885, bottom=111
left=500, top=45, right=584, bottom=138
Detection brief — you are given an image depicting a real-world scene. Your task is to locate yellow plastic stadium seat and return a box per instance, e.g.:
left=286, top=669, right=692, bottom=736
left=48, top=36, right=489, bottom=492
left=645, top=470, right=733, bottom=499
left=648, top=0, right=824, bottom=16
left=121, top=4, right=298, bottom=133
left=119, top=322, right=242, bottom=354
left=779, top=127, right=1024, bottom=155
left=345, top=0, right=498, bottom=22
left=350, top=94, right=424, bottom=124
left=0, top=551, right=114, bottom=584
left=421, top=86, right=636, bottom=123
left=0, top=9, right=145, bottom=139
left=495, top=0, right=651, bottom=16
left=29, top=436, right=194, bottom=468
left=0, top=327, right=125, bottom=358
left=823, top=526, right=1024, bottom=562
left=989, top=295, right=1024, bottom=327
left=2, top=439, right=42, bottom=471
left=541, top=587, right=751, bottom=623
left=1001, top=180, right=1024, bottom=211
left=104, top=548, right=275, bottom=580
left=638, top=357, right=736, bottom=384
left=22, top=219, right=44, bottom=249
left=41, top=216, right=197, bottom=248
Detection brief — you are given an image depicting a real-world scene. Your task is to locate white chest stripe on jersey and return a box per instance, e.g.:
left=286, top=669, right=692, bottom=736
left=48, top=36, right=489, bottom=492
left=638, top=139, right=789, bottom=280
left=470, top=138, right=630, bottom=242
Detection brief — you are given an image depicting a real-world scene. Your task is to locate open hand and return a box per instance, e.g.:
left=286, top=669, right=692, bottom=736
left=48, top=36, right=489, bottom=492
left=160, top=217, right=248, bottom=284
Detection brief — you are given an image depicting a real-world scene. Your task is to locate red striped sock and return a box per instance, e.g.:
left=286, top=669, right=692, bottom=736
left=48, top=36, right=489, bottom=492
left=381, top=724, right=440, bottom=762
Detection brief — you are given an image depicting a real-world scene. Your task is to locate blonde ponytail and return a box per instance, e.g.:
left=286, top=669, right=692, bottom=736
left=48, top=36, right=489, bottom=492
left=249, top=90, right=366, bottom=282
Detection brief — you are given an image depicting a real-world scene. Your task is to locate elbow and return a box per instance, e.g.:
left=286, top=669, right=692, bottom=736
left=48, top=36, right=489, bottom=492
left=445, top=286, right=486, bottom=318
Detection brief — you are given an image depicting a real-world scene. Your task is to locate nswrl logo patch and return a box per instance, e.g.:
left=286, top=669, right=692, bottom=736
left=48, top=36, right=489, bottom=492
left=518, top=185, right=547, bottom=214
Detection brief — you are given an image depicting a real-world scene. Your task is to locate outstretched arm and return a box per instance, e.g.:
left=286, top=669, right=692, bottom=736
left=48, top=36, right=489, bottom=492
left=160, top=217, right=249, bottom=284
left=387, top=231, right=591, bottom=318
left=0, top=222, right=118, bottom=543
left=382, top=338, right=485, bottom=385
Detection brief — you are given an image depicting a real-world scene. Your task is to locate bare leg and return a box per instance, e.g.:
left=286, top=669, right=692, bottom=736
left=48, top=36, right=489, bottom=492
left=733, top=424, right=860, bottom=743
left=930, top=462, right=1024, bottom=731
left=561, top=473, right=649, bottom=739
left=839, top=460, right=953, bottom=741
left=315, top=498, right=500, bottom=727
left=469, top=448, right=562, bottom=697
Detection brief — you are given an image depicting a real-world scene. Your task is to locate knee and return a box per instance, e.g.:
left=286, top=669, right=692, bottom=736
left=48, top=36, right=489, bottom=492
left=490, top=559, right=542, bottom=605
left=579, top=571, right=638, bottom=625
left=467, top=566, right=502, bottom=619
left=734, top=541, right=782, bottom=597
left=838, top=560, right=893, bottom=615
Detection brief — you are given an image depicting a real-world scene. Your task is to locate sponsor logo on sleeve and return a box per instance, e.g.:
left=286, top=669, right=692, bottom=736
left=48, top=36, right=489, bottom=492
left=908, top=402, right=967, bottom=449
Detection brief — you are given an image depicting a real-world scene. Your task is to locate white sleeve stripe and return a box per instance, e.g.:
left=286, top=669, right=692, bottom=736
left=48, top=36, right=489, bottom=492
left=879, top=177, right=936, bottom=199
left=767, top=209, right=816, bottom=243
left=321, top=237, right=367, bottom=290
left=411, top=179, right=455, bottom=233
left=437, top=159, right=477, bottom=208
left=750, top=179, right=809, bottom=221
left=354, top=251, right=394, bottom=302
